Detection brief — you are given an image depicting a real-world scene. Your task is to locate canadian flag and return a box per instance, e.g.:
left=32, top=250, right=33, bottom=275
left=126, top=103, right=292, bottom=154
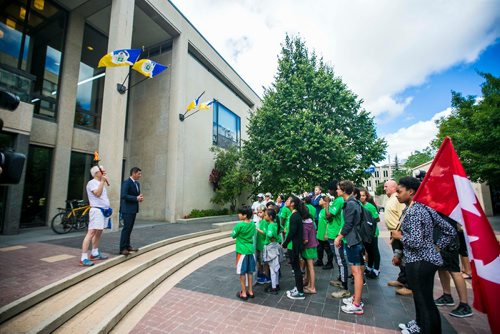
left=413, top=137, right=500, bottom=332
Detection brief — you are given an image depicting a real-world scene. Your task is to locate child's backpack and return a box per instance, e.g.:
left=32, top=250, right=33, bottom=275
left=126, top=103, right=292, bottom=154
left=356, top=200, right=377, bottom=244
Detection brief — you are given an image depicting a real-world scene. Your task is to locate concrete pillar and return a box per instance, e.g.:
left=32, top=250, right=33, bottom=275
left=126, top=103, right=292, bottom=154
left=46, top=13, right=85, bottom=224
left=165, top=34, right=188, bottom=222
left=2, top=134, right=29, bottom=234
left=98, top=0, right=135, bottom=230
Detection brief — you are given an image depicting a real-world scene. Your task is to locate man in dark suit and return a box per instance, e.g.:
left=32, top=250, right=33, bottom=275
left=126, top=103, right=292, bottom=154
left=120, top=167, right=144, bottom=255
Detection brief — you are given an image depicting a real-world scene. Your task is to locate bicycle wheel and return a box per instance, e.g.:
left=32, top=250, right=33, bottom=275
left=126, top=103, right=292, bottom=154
left=76, top=213, right=89, bottom=230
left=51, top=212, right=73, bottom=234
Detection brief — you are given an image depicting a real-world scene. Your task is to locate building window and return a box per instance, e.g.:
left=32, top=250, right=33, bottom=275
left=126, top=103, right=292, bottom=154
left=67, top=151, right=93, bottom=201
left=75, top=24, right=108, bottom=130
left=212, top=101, right=240, bottom=149
left=21, top=145, right=53, bottom=227
left=383, top=170, right=388, bottom=178
left=375, top=171, right=379, bottom=178
left=0, top=0, right=68, bottom=117
left=367, top=180, right=371, bottom=188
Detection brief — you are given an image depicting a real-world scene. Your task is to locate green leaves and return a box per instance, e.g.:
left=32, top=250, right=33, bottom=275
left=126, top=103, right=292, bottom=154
left=434, top=73, right=500, bottom=185
left=242, top=35, right=386, bottom=195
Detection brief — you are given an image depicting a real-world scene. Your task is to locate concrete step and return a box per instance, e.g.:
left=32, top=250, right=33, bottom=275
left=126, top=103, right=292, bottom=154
left=0, top=231, right=232, bottom=334
left=0, top=229, right=220, bottom=324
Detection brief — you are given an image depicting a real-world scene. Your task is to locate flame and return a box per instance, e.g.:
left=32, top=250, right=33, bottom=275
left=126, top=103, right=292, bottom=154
left=93, top=151, right=100, bottom=161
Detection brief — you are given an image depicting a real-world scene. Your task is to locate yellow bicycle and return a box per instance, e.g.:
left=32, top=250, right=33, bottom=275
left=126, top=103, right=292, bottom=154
left=51, top=199, right=90, bottom=234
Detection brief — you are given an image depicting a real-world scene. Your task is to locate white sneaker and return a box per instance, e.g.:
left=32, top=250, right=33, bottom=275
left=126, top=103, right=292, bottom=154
left=398, top=320, right=416, bottom=330
left=286, top=287, right=298, bottom=297
left=342, top=296, right=364, bottom=307
left=401, top=323, right=420, bottom=334
left=341, top=302, right=364, bottom=315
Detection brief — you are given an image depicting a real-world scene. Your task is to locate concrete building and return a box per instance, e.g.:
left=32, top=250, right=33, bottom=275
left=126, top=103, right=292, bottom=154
left=363, top=163, right=396, bottom=194
left=0, top=0, right=261, bottom=234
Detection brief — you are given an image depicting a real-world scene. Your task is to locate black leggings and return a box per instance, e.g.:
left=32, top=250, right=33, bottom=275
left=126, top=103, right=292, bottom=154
left=317, top=240, right=333, bottom=265
left=364, top=238, right=380, bottom=270
left=406, top=261, right=440, bottom=334
left=290, top=251, right=304, bottom=293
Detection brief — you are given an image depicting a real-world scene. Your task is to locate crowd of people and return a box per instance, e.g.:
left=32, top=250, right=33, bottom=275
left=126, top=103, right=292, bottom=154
left=230, top=178, right=474, bottom=334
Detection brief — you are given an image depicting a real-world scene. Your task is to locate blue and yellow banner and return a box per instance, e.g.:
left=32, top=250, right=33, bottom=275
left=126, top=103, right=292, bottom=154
left=132, top=59, right=168, bottom=78
left=98, top=48, right=141, bottom=68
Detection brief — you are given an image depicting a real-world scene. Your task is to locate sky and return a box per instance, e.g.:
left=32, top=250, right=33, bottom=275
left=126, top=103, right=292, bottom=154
left=171, top=0, right=500, bottom=163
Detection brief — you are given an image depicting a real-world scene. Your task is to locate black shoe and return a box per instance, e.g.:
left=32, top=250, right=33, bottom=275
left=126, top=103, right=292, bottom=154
left=435, top=294, right=454, bottom=306
left=322, top=263, right=333, bottom=270
left=314, top=260, right=324, bottom=267
left=265, top=285, right=278, bottom=295
left=450, top=303, right=473, bottom=318
left=366, top=271, right=379, bottom=279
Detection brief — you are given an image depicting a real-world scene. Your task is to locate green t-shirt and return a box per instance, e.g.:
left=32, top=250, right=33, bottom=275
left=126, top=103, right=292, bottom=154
left=327, top=196, right=344, bottom=239
left=265, top=222, right=282, bottom=244
left=316, top=208, right=328, bottom=241
left=230, top=221, right=256, bottom=255
left=280, top=206, right=293, bottom=250
left=306, top=204, right=316, bottom=224
left=256, top=219, right=269, bottom=250
left=363, top=202, right=380, bottom=237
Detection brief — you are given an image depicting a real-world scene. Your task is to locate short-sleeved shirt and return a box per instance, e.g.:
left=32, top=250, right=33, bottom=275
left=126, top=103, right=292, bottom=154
left=317, top=208, right=328, bottom=241
left=306, top=204, right=316, bottom=225
left=256, top=219, right=269, bottom=250
left=266, top=222, right=282, bottom=244
left=279, top=206, right=292, bottom=232
left=385, top=193, right=405, bottom=230
left=86, top=179, right=110, bottom=208
left=327, top=196, right=344, bottom=239
left=230, top=221, right=256, bottom=255
left=363, top=202, right=380, bottom=237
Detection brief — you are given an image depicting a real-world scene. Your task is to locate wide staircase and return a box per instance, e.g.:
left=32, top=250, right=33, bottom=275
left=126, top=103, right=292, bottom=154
left=0, top=228, right=234, bottom=334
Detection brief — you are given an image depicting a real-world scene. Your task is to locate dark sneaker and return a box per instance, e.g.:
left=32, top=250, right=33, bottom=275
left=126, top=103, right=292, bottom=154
left=450, top=304, right=473, bottom=318
left=79, top=259, right=94, bottom=267
left=264, top=286, right=278, bottom=295
left=435, top=294, right=454, bottom=306
left=366, top=271, right=378, bottom=279
left=401, top=324, right=421, bottom=334
left=287, top=290, right=305, bottom=300
left=399, top=320, right=417, bottom=330
left=314, top=260, right=324, bottom=267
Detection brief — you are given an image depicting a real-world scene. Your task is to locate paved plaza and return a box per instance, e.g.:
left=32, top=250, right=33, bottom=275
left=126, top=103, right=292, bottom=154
left=1, top=216, right=498, bottom=333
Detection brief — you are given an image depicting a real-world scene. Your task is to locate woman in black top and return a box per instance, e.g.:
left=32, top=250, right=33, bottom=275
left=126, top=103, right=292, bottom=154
left=283, top=195, right=309, bottom=300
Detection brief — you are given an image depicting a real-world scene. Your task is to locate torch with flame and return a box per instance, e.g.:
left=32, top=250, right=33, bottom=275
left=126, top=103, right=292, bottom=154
left=93, top=151, right=110, bottom=186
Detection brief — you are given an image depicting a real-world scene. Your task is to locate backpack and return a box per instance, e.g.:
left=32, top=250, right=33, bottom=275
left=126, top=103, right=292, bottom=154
left=356, top=200, right=377, bottom=244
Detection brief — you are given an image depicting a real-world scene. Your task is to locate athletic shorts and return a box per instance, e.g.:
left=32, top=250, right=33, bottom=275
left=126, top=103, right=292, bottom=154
left=440, top=247, right=460, bottom=273
left=236, top=253, right=256, bottom=275
left=88, top=207, right=110, bottom=230
left=302, top=247, right=318, bottom=260
left=346, top=243, right=365, bottom=266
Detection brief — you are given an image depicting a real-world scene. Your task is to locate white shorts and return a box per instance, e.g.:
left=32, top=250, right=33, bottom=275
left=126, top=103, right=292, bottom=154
left=88, top=208, right=110, bottom=230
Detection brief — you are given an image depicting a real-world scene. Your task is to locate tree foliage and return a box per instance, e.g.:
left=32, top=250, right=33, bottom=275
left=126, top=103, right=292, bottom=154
left=209, top=146, right=251, bottom=211
left=433, top=73, right=500, bottom=185
left=242, top=35, right=386, bottom=195
left=393, top=148, right=435, bottom=182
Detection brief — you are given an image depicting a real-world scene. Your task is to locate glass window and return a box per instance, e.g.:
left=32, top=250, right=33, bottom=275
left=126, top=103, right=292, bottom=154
left=67, top=151, right=93, bottom=201
left=21, top=145, right=52, bottom=227
left=212, top=101, right=240, bottom=149
left=0, top=0, right=68, bottom=117
left=0, top=132, right=16, bottom=232
left=375, top=171, right=379, bottom=178
left=75, top=24, right=108, bottom=130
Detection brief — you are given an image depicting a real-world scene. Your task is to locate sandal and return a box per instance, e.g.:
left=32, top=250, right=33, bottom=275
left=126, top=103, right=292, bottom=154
left=236, top=291, right=248, bottom=300
left=248, top=292, right=255, bottom=298
left=462, top=272, right=472, bottom=279
left=303, top=286, right=317, bottom=294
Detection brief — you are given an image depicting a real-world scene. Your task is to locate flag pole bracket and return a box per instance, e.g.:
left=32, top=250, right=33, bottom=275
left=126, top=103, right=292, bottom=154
left=179, top=114, right=185, bottom=122
left=117, top=84, right=127, bottom=94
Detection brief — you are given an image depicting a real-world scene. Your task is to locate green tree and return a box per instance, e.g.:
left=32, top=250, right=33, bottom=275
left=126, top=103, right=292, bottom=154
left=209, top=146, right=251, bottom=211
left=242, top=35, right=386, bottom=195
left=433, top=73, right=500, bottom=185
left=392, top=148, right=435, bottom=181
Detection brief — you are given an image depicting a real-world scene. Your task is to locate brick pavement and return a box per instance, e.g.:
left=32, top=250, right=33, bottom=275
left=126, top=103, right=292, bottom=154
left=131, top=287, right=399, bottom=334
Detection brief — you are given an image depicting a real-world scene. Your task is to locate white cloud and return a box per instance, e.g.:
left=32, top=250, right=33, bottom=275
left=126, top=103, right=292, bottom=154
left=172, top=1, right=499, bottom=117
left=383, top=107, right=453, bottom=160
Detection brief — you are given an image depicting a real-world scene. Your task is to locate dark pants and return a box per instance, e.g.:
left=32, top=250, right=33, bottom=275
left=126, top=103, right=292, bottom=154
left=290, top=251, right=304, bottom=293
left=317, top=239, right=333, bottom=265
left=392, top=239, right=407, bottom=285
left=120, top=212, right=136, bottom=251
left=364, top=238, right=380, bottom=270
left=406, top=261, right=441, bottom=334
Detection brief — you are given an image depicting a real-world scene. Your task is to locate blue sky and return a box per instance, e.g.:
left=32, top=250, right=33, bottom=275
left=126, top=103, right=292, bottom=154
left=380, top=40, right=500, bottom=135
left=172, top=0, right=499, bottom=160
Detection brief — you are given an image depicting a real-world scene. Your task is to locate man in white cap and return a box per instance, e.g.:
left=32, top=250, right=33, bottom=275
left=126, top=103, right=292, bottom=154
left=80, top=165, right=111, bottom=266
left=252, top=193, right=265, bottom=223
left=264, top=192, right=273, bottom=204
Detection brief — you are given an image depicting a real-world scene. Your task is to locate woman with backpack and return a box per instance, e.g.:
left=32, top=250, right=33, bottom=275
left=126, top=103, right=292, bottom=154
left=359, top=188, right=381, bottom=279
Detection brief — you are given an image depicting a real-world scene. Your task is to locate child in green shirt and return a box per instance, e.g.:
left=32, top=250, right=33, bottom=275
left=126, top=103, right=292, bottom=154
left=263, top=208, right=283, bottom=294
left=231, top=206, right=256, bottom=300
